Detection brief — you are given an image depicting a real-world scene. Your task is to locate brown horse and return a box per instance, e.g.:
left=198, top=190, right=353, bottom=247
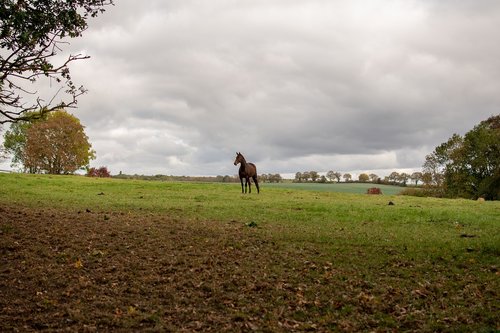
left=234, top=152, right=260, bottom=194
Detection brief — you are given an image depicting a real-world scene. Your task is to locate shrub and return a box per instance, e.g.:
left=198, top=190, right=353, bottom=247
left=399, top=187, right=444, bottom=198
left=87, top=166, right=111, bottom=178
left=367, top=187, right=382, bottom=195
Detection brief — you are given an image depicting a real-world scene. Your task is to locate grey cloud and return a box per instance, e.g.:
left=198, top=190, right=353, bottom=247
left=9, top=0, right=494, bottom=176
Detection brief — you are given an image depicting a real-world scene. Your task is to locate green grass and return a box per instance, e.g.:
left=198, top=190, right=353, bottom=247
left=1, top=173, right=499, bottom=257
left=265, top=181, right=405, bottom=195
left=1, top=173, right=499, bottom=331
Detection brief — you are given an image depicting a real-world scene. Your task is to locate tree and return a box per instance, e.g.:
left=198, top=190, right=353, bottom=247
left=23, top=110, right=95, bottom=174
left=410, top=172, right=423, bottom=186
left=399, top=173, right=410, bottom=186
left=388, top=171, right=400, bottom=184
left=369, top=173, right=379, bottom=183
left=423, top=115, right=500, bottom=199
left=0, top=0, right=113, bottom=124
left=309, top=171, right=319, bottom=182
left=302, top=171, right=310, bottom=182
left=326, top=170, right=335, bottom=182
left=268, top=173, right=282, bottom=183
left=358, top=173, right=369, bottom=182
left=294, top=172, right=302, bottom=182
left=343, top=173, right=352, bottom=182
left=423, top=134, right=462, bottom=187
left=333, top=171, right=342, bottom=183
left=3, top=110, right=47, bottom=170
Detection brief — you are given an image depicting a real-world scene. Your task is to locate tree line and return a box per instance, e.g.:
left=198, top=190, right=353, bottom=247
left=293, top=170, right=424, bottom=186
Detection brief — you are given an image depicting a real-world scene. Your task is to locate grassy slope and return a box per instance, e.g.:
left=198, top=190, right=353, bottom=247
left=1, top=173, right=499, bottom=331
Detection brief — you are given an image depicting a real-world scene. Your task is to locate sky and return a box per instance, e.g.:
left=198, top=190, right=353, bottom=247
left=1, top=0, right=499, bottom=178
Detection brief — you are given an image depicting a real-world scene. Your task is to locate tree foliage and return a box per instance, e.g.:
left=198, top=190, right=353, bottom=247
left=87, top=166, right=110, bottom=177
left=358, top=173, right=369, bottom=182
left=423, top=115, right=500, bottom=200
left=22, top=110, right=95, bottom=174
left=0, top=0, right=113, bottom=124
left=3, top=110, right=46, bottom=169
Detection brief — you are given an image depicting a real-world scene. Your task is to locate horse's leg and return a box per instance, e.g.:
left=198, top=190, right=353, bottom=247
left=247, top=177, right=252, bottom=193
left=240, top=177, right=244, bottom=193
left=253, top=175, right=260, bottom=194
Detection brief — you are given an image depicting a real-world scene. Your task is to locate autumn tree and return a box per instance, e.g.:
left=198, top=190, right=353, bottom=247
left=3, top=111, right=47, bottom=170
left=23, top=111, right=95, bottom=174
left=0, top=0, right=113, bottom=124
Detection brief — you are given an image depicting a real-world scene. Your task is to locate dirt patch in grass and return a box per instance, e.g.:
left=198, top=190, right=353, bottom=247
left=1, top=204, right=498, bottom=332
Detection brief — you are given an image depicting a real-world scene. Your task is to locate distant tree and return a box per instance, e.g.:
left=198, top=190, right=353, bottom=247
left=309, top=171, right=319, bottom=182
left=388, top=171, right=400, bottom=184
left=343, top=173, right=352, bottom=182
left=358, top=173, right=369, bottom=182
left=369, top=173, right=379, bottom=183
left=260, top=174, right=269, bottom=183
left=326, top=170, right=335, bottom=182
left=302, top=171, right=311, bottom=182
left=268, top=173, right=282, bottom=183
left=294, top=172, right=302, bottom=182
left=333, top=171, right=342, bottom=183
left=410, top=172, right=423, bottom=186
left=0, top=0, right=114, bottom=124
left=23, top=111, right=95, bottom=174
left=399, top=173, right=410, bottom=186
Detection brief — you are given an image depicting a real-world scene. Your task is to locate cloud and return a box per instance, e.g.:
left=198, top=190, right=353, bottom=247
left=3, top=0, right=499, bottom=176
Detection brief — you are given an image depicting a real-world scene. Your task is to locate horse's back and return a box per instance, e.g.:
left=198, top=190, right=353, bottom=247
left=248, top=163, right=257, bottom=174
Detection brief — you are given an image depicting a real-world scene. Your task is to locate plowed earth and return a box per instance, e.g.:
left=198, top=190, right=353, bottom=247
left=1, top=204, right=498, bottom=332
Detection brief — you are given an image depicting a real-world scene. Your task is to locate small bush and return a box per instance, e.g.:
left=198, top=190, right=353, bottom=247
left=367, top=187, right=382, bottom=195
left=86, top=166, right=111, bottom=178
left=399, top=187, right=443, bottom=197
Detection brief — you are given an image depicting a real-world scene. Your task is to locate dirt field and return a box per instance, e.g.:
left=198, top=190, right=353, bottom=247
left=0, top=204, right=330, bottom=332
left=1, top=203, right=498, bottom=332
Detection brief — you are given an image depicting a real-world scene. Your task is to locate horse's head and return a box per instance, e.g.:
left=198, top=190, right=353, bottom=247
left=234, top=152, right=244, bottom=166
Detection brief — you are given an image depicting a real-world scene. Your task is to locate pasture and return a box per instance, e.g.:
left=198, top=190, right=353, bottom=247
left=265, top=182, right=405, bottom=195
left=1, top=173, right=499, bottom=331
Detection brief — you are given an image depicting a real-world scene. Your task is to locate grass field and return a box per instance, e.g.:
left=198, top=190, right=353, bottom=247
left=1, top=173, right=499, bottom=331
left=265, top=182, right=405, bottom=195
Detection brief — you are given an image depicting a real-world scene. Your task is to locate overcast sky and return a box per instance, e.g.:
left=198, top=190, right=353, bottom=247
left=2, top=0, right=500, bottom=177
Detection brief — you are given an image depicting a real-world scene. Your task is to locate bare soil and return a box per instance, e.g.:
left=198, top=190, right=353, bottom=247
left=1, top=204, right=498, bottom=332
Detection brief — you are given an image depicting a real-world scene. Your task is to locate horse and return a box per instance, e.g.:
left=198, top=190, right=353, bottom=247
left=233, top=152, right=260, bottom=194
